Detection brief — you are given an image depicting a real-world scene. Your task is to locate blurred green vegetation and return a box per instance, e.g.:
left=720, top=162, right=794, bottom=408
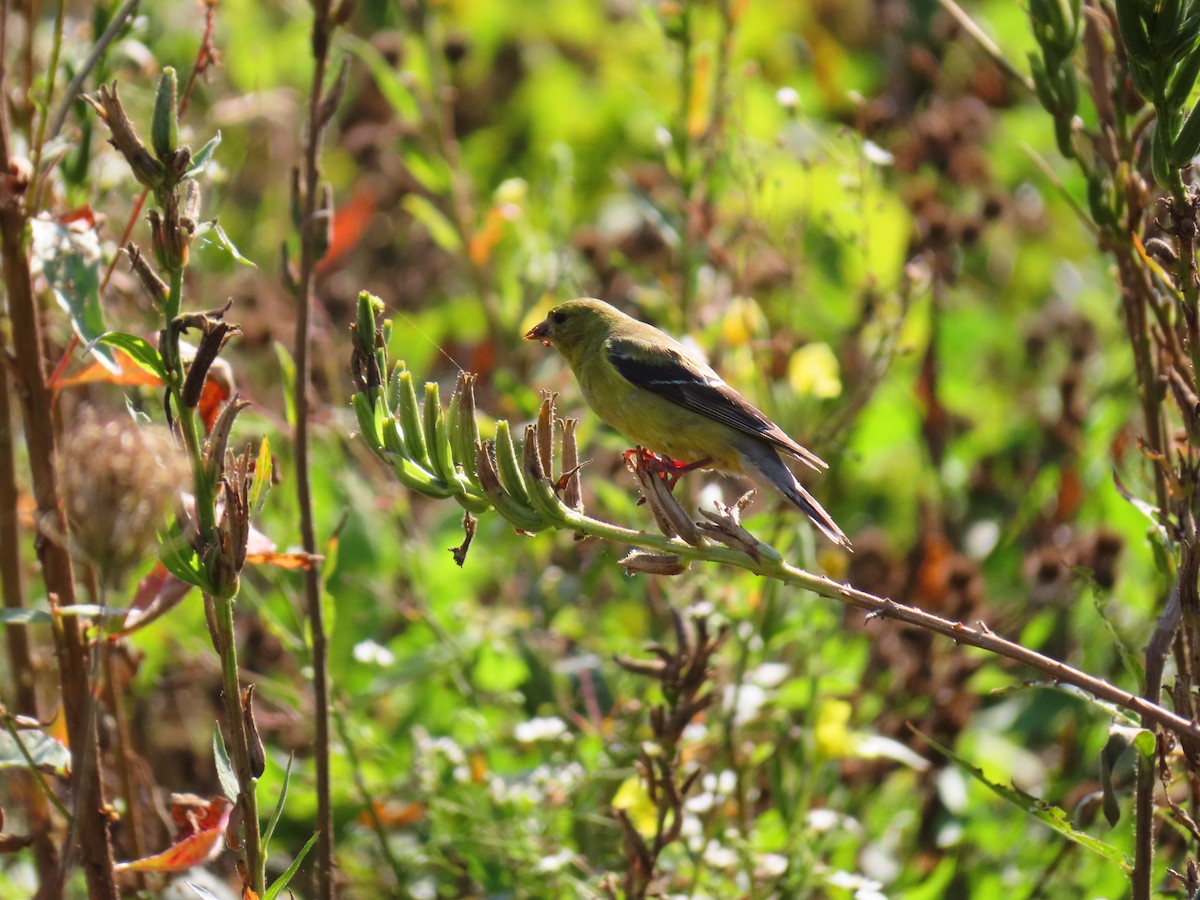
left=2, top=0, right=1185, bottom=896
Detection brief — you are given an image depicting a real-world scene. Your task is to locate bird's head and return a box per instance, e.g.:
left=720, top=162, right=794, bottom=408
left=525, top=298, right=623, bottom=361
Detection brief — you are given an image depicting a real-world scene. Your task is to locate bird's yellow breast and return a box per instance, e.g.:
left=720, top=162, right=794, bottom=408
left=575, top=357, right=744, bottom=471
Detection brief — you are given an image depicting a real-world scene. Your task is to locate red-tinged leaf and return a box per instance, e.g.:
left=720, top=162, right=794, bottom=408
left=61, top=206, right=98, bottom=228
left=316, top=187, right=376, bottom=274
left=170, top=794, right=231, bottom=838
left=114, top=563, right=195, bottom=637
left=53, top=348, right=163, bottom=392
left=115, top=797, right=232, bottom=874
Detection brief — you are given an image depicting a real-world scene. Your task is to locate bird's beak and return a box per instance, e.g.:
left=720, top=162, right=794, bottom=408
left=525, top=319, right=551, bottom=345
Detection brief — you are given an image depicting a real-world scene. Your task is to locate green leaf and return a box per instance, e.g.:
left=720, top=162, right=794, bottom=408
left=401, top=195, right=463, bottom=253
left=919, top=731, right=1132, bottom=872
left=184, top=131, right=223, bottom=179
left=53, top=604, right=128, bottom=618
left=249, top=435, right=273, bottom=521
left=262, top=832, right=319, bottom=900
left=159, top=522, right=213, bottom=593
left=30, top=216, right=114, bottom=372
left=196, top=221, right=256, bottom=267
left=90, top=331, right=167, bottom=381
left=262, top=752, right=294, bottom=849
left=274, top=341, right=297, bottom=429
left=0, top=608, right=53, bottom=626
left=472, top=643, right=529, bottom=693
left=0, top=727, right=70, bottom=776
left=340, top=32, right=418, bottom=120
left=212, top=723, right=239, bottom=803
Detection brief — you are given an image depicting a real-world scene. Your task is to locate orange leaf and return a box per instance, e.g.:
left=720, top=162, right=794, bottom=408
left=197, top=366, right=232, bottom=432
left=468, top=203, right=519, bottom=267
left=316, top=187, right=377, bottom=275
left=360, top=800, right=425, bottom=828
left=53, top=349, right=162, bottom=392
left=245, top=550, right=323, bottom=570
left=115, top=797, right=232, bottom=873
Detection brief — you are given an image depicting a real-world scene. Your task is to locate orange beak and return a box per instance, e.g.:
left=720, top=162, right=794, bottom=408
left=525, top=319, right=551, bottom=345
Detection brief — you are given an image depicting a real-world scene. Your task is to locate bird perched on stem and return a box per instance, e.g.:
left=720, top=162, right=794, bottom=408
left=525, top=298, right=849, bottom=547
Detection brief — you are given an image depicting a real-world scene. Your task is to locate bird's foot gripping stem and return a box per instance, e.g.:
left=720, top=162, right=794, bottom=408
left=622, top=447, right=713, bottom=493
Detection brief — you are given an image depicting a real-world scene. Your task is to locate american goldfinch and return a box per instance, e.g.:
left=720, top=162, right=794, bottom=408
left=525, top=298, right=849, bottom=547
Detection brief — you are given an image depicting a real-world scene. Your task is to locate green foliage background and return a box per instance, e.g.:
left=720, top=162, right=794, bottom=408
left=1, top=0, right=1177, bottom=896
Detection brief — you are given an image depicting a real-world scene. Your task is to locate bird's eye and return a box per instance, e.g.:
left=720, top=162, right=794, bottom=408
left=551, top=311, right=568, bottom=325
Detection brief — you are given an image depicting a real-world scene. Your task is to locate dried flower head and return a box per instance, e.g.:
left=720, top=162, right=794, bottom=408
left=57, top=410, right=189, bottom=587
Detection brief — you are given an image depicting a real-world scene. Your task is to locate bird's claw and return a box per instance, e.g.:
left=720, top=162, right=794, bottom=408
left=622, top=447, right=712, bottom=492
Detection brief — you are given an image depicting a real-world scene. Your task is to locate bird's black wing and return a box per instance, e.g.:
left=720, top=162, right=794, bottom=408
left=606, top=336, right=827, bottom=470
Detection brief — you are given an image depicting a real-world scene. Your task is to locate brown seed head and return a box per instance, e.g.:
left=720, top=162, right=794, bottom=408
left=57, top=410, right=189, bottom=588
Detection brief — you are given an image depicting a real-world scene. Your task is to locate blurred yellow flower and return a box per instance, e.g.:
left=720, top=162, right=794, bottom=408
left=611, top=776, right=658, bottom=838
left=787, top=342, right=842, bottom=399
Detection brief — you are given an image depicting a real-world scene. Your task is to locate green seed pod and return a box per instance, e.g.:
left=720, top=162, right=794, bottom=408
left=152, top=67, right=179, bottom=161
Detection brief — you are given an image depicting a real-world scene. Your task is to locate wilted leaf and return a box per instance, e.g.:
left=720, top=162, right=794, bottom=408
left=0, top=727, right=71, bottom=776
left=30, top=214, right=114, bottom=372
left=115, top=796, right=232, bottom=873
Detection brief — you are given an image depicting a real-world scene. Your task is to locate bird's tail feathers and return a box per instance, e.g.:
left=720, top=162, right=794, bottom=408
left=739, top=444, right=851, bottom=549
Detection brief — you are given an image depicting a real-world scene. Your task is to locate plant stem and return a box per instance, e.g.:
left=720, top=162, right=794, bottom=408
left=0, top=48, right=116, bottom=896
left=103, top=640, right=147, bottom=887
left=0, top=331, right=62, bottom=894
left=45, top=0, right=139, bottom=140
left=295, top=0, right=336, bottom=894
left=211, top=589, right=264, bottom=891
left=550, top=505, right=1200, bottom=743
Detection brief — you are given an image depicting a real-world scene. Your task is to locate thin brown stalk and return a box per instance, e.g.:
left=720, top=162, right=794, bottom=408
left=294, top=0, right=337, bottom=894
left=0, top=329, right=61, bottom=895
left=541, top=499, right=1200, bottom=744
left=1133, top=575, right=1182, bottom=900
left=0, top=76, right=117, bottom=900
left=103, top=641, right=147, bottom=888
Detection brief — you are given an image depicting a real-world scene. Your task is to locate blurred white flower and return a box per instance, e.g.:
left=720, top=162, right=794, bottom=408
left=723, top=683, right=768, bottom=726
left=806, top=808, right=862, bottom=834
left=828, top=870, right=887, bottom=900
left=749, top=662, right=790, bottom=688
left=758, top=852, right=789, bottom=877
left=535, top=849, right=575, bottom=873
left=862, top=140, right=894, bottom=166
left=776, top=86, right=800, bottom=110
left=352, top=639, right=395, bottom=666
left=703, top=840, right=738, bottom=870
left=514, top=716, right=571, bottom=743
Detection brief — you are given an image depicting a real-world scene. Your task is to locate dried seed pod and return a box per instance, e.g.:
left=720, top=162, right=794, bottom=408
left=618, top=550, right=688, bottom=576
